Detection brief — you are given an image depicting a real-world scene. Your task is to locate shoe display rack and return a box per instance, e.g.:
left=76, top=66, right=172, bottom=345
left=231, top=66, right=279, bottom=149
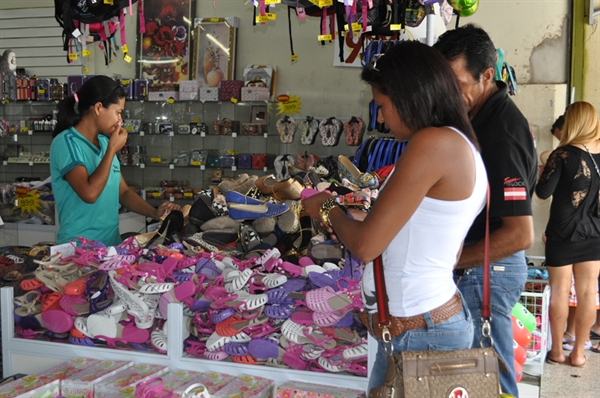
left=120, top=100, right=278, bottom=207
left=0, top=101, right=57, bottom=183
left=1, top=286, right=375, bottom=392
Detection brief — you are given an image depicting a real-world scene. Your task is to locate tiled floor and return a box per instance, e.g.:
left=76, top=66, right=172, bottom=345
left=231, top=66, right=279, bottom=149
left=517, top=339, right=600, bottom=398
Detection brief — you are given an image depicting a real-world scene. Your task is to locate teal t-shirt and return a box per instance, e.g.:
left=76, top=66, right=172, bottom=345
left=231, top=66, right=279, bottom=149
left=50, top=127, right=121, bottom=246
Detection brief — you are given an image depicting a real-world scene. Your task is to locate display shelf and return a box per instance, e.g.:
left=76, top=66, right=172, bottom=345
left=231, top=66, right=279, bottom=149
left=1, top=286, right=372, bottom=392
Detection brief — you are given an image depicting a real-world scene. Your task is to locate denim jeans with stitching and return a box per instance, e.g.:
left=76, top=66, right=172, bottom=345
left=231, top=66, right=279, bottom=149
left=367, top=290, right=474, bottom=394
left=457, top=250, right=528, bottom=397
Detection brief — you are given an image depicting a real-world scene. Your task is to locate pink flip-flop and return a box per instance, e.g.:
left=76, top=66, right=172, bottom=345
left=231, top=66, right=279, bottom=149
left=158, top=281, right=196, bottom=319
left=19, top=309, right=74, bottom=333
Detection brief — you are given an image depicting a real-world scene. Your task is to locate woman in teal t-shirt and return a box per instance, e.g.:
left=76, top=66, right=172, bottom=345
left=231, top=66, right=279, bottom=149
left=50, top=75, right=178, bottom=246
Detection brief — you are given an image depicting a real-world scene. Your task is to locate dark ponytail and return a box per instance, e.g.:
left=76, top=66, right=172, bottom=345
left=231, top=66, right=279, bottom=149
left=52, top=75, right=126, bottom=138
left=53, top=95, right=79, bottom=137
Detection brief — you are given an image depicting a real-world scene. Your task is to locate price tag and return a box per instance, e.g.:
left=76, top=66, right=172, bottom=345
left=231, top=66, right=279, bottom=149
left=13, top=135, right=18, bottom=142
left=267, top=13, right=276, bottom=20
left=210, top=18, right=220, bottom=22
left=28, top=161, right=33, bottom=166
left=318, top=34, right=332, bottom=41
left=13, top=190, right=42, bottom=215
left=50, top=243, right=76, bottom=258
left=140, top=131, right=145, bottom=136
left=351, top=23, right=362, bottom=31
left=140, top=163, right=145, bottom=169
left=265, top=0, right=281, bottom=4
left=38, top=89, right=46, bottom=94
left=166, top=98, right=175, bottom=104
left=82, top=50, right=92, bottom=56
left=184, top=192, right=193, bottom=198
left=317, top=0, right=333, bottom=7
left=200, top=132, right=206, bottom=137
left=390, top=24, right=402, bottom=31
left=68, top=54, right=78, bottom=61
left=263, top=166, right=268, bottom=172
left=200, top=165, right=205, bottom=170
left=291, top=54, right=298, bottom=61
left=169, top=196, right=175, bottom=202
left=122, top=44, right=129, bottom=53
left=169, top=164, right=174, bottom=169
left=263, top=133, right=269, bottom=139
left=231, top=166, right=237, bottom=171
left=83, top=67, right=89, bottom=73
left=124, top=54, right=132, bottom=63
left=255, top=16, right=268, bottom=23
left=231, top=133, right=237, bottom=138
left=151, top=157, right=162, bottom=163
left=169, top=131, right=175, bottom=137
left=2, top=161, right=6, bottom=166
left=104, top=0, right=114, bottom=4
left=193, top=118, right=200, bottom=123
left=230, top=97, right=238, bottom=104
left=152, top=192, right=162, bottom=198
left=190, top=161, right=201, bottom=166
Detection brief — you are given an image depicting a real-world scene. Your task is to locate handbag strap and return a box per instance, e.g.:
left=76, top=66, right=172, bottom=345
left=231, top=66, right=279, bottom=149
left=373, top=187, right=491, bottom=343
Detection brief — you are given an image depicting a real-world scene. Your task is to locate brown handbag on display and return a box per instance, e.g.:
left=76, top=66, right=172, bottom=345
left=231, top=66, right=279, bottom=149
left=213, top=119, right=240, bottom=135
left=364, top=191, right=502, bottom=398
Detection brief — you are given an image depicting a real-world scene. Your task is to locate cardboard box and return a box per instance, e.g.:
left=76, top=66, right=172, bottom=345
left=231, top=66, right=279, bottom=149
left=212, top=375, right=274, bottom=398
left=61, top=360, right=133, bottom=398
left=0, top=378, right=59, bottom=398
left=170, top=372, right=235, bottom=398
left=276, top=381, right=366, bottom=398
left=94, top=364, right=169, bottom=398
left=148, top=91, right=179, bottom=101
left=199, top=87, right=219, bottom=102
left=0, top=357, right=99, bottom=398
left=240, top=87, right=270, bottom=102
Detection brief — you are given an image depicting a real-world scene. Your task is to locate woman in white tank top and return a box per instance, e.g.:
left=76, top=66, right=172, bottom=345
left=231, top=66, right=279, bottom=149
left=302, top=41, right=487, bottom=394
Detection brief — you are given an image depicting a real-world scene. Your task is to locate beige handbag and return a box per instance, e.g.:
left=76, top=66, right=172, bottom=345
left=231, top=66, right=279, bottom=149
left=366, top=190, right=502, bottom=398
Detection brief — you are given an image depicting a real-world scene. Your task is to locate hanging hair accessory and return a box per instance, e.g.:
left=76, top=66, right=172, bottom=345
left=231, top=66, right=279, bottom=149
left=73, top=93, right=80, bottom=115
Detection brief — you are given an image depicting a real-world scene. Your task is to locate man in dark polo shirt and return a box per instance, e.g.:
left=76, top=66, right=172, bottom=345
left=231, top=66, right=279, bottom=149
left=434, top=24, right=537, bottom=397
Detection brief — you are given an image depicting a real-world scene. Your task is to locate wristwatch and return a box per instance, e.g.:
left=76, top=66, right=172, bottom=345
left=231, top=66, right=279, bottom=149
left=319, top=197, right=339, bottom=228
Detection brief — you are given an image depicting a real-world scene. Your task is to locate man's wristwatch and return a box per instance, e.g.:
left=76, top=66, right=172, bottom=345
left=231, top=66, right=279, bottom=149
left=319, top=197, right=339, bottom=228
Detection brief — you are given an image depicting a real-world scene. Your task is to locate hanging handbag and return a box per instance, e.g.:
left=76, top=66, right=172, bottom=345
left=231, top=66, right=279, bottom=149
left=363, top=191, right=501, bottom=398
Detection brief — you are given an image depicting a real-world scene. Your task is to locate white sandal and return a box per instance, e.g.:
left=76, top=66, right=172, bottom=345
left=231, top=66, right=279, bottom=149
left=150, top=328, right=168, bottom=353
left=343, top=342, right=368, bottom=360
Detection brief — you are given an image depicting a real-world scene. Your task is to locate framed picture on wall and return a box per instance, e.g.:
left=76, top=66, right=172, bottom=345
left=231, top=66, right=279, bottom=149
left=192, top=17, right=239, bottom=87
left=138, top=0, right=195, bottom=84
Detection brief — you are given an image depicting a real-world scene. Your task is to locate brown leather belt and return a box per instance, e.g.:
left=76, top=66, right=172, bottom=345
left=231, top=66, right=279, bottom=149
left=359, top=292, right=463, bottom=340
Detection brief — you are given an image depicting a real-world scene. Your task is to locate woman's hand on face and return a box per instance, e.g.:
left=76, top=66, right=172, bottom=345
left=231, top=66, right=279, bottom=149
left=154, top=201, right=181, bottom=220
left=107, top=126, right=128, bottom=154
left=301, top=192, right=333, bottom=220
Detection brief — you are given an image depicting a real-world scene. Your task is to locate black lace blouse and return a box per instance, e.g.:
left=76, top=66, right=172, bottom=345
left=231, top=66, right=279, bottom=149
left=536, top=145, right=600, bottom=242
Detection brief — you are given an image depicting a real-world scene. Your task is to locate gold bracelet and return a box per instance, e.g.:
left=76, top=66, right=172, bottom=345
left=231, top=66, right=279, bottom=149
left=319, top=198, right=338, bottom=228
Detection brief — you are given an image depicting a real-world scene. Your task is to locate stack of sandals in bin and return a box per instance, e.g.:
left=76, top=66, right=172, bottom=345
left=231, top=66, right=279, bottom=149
left=11, top=155, right=381, bottom=376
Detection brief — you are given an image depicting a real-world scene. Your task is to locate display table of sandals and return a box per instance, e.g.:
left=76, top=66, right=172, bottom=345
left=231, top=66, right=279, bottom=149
left=9, top=171, right=376, bottom=378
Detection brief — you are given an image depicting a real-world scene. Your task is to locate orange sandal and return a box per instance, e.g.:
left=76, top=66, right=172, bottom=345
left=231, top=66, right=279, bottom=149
left=231, top=354, right=259, bottom=365
left=41, top=292, right=63, bottom=312
left=21, top=278, right=44, bottom=291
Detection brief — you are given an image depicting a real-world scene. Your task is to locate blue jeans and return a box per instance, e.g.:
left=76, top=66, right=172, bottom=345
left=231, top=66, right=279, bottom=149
left=457, top=251, right=528, bottom=397
left=367, top=291, right=473, bottom=393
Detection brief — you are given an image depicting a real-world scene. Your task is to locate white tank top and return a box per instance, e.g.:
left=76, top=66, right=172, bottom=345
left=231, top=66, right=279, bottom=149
left=361, top=128, right=487, bottom=317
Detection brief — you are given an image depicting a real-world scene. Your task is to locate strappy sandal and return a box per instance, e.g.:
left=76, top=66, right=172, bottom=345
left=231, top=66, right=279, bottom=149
left=14, top=291, right=42, bottom=317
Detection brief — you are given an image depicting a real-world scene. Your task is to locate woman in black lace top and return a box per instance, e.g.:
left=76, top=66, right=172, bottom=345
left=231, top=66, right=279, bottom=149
left=536, top=101, right=600, bottom=367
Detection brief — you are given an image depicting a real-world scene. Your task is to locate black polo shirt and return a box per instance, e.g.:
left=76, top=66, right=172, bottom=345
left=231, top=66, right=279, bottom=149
left=465, top=81, right=538, bottom=242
